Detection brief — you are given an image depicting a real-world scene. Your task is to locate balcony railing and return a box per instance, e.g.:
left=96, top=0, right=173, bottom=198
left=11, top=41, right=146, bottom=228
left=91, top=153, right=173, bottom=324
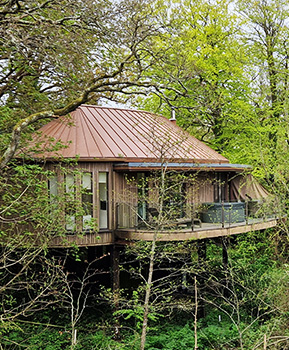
left=116, top=200, right=279, bottom=231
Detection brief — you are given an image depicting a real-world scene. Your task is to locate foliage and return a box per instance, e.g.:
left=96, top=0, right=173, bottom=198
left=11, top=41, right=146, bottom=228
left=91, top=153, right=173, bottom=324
left=0, top=0, right=157, bottom=113
left=0, top=162, right=99, bottom=342
left=4, top=326, right=71, bottom=350
left=137, top=0, right=252, bottom=152
left=4, top=309, right=289, bottom=350
left=1, top=1, right=289, bottom=349
left=114, top=289, right=162, bottom=332
left=0, top=0, right=168, bottom=171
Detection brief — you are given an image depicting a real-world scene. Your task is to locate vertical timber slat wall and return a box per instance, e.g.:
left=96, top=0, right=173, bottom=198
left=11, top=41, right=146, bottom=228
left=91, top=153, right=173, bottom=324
left=114, top=171, right=138, bottom=229
left=198, top=173, right=215, bottom=203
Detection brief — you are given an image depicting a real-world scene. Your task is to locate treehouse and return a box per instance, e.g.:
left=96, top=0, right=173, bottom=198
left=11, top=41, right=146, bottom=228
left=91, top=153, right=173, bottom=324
left=24, top=105, right=278, bottom=247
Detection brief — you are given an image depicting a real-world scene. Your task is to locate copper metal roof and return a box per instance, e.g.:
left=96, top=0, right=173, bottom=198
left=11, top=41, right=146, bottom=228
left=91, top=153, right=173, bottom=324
left=25, top=105, right=229, bottom=164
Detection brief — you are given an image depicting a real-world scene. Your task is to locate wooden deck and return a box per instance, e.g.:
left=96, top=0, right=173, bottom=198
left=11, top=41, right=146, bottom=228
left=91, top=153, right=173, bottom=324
left=115, top=218, right=278, bottom=242
left=47, top=217, right=278, bottom=247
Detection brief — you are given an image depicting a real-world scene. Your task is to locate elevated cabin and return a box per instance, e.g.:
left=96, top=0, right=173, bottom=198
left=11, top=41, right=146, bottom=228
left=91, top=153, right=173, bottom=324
left=25, top=105, right=277, bottom=247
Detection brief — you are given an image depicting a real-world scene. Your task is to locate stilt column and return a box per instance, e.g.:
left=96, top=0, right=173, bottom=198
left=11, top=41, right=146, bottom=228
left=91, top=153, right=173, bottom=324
left=197, top=239, right=207, bottom=319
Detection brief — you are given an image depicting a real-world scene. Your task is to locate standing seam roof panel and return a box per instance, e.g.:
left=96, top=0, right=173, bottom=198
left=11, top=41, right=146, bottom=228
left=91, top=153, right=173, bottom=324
left=56, top=118, right=75, bottom=158
left=78, top=108, right=104, bottom=157
left=27, top=105, right=229, bottom=163
left=126, top=110, right=167, bottom=157
left=83, top=107, right=121, bottom=157
left=125, top=110, right=210, bottom=160
left=78, top=109, right=92, bottom=157
left=124, top=110, right=177, bottom=158
left=93, top=107, right=146, bottom=158
left=37, top=118, right=69, bottom=153
left=107, top=108, right=155, bottom=158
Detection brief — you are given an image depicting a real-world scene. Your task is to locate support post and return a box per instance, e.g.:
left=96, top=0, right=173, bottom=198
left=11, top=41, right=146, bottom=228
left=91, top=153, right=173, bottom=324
left=245, top=200, right=248, bottom=224
left=111, top=245, right=121, bottom=340
left=192, top=203, right=195, bottom=232
left=197, top=240, right=207, bottom=264
left=221, top=201, right=225, bottom=228
left=197, top=240, right=206, bottom=319
left=116, top=203, right=119, bottom=229
left=222, top=237, right=229, bottom=297
left=222, top=237, right=229, bottom=268
left=112, top=245, right=120, bottom=303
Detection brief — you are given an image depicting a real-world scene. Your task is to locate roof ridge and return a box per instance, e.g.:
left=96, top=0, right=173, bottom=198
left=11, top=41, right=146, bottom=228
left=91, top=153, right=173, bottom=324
left=80, top=104, right=168, bottom=119
left=81, top=104, right=143, bottom=113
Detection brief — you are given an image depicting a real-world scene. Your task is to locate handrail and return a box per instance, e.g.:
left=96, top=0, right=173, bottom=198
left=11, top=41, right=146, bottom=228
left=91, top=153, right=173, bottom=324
left=116, top=200, right=279, bottom=230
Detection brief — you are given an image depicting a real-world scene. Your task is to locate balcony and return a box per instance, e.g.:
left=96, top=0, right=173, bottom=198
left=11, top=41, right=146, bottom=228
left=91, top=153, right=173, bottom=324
left=115, top=200, right=279, bottom=242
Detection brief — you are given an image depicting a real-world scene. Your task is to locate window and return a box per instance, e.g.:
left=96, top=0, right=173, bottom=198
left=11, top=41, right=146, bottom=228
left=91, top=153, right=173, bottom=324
left=49, top=175, right=58, bottom=198
left=99, top=172, right=108, bottom=229
left=82, top=173, right=93, bottom=230
left=48, top=170, right=110, bottom=232
left=65, top=173, right=76, bottom=231
left=48, top=171, right=95, bottom=232
left=137, top=173, right=147, bottom=221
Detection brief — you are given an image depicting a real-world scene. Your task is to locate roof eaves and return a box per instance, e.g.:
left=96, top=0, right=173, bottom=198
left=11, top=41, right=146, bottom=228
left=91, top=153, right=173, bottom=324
left=113, top=162, right=252, bottom=172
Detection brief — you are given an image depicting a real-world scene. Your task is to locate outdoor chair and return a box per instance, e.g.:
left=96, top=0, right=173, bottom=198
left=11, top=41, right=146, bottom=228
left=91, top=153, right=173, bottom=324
left=147, top=207, right=195, bottom=229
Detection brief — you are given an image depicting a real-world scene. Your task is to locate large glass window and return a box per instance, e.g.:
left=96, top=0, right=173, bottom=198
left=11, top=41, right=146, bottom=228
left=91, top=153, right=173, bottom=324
left=65, top=173, right=76, bottom=231
left=49, top=175, right=58, bottom=198
left=137, top=173, right=147, bottom=221
left=48, top=171, right=110, bottom=232
left=49, top=172, right=94, bottom=231
left=99, top=172, right=108, bottom=229
left=82, top=173, right=93, bottom=230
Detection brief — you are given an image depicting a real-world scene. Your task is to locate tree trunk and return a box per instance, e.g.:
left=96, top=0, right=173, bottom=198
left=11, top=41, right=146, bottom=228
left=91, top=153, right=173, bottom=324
left=197, top=240, right=206, bottom=319
left=222, top=237, right=229, bottom=298
left=71, top=325, right=77, bottom=350
left=140, top=232, right=157, bottom=350
left=194, top=276, right=198, bottom=350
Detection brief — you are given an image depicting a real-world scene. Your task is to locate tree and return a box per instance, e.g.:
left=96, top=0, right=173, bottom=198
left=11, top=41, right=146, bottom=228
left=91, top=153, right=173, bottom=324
left=0, top=0, right=168, bottom=170
left=114, top=129, right=205, bottom=349
left=137, top=0, right=252, bottom=153
left=1, top=1, right=289, bottom=348
left=237, top=0, right=289, bottom=120
left=0, top=0, right=179, bottom=341
left=0, top=164, right=64, bottom=335
left=234, top=0, right=289, bottom=211
left=0, top=0, right=162, bottom=111
left=48, top=251, right=109, bottom=350
left=196, top=232, right=289, bottom=350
